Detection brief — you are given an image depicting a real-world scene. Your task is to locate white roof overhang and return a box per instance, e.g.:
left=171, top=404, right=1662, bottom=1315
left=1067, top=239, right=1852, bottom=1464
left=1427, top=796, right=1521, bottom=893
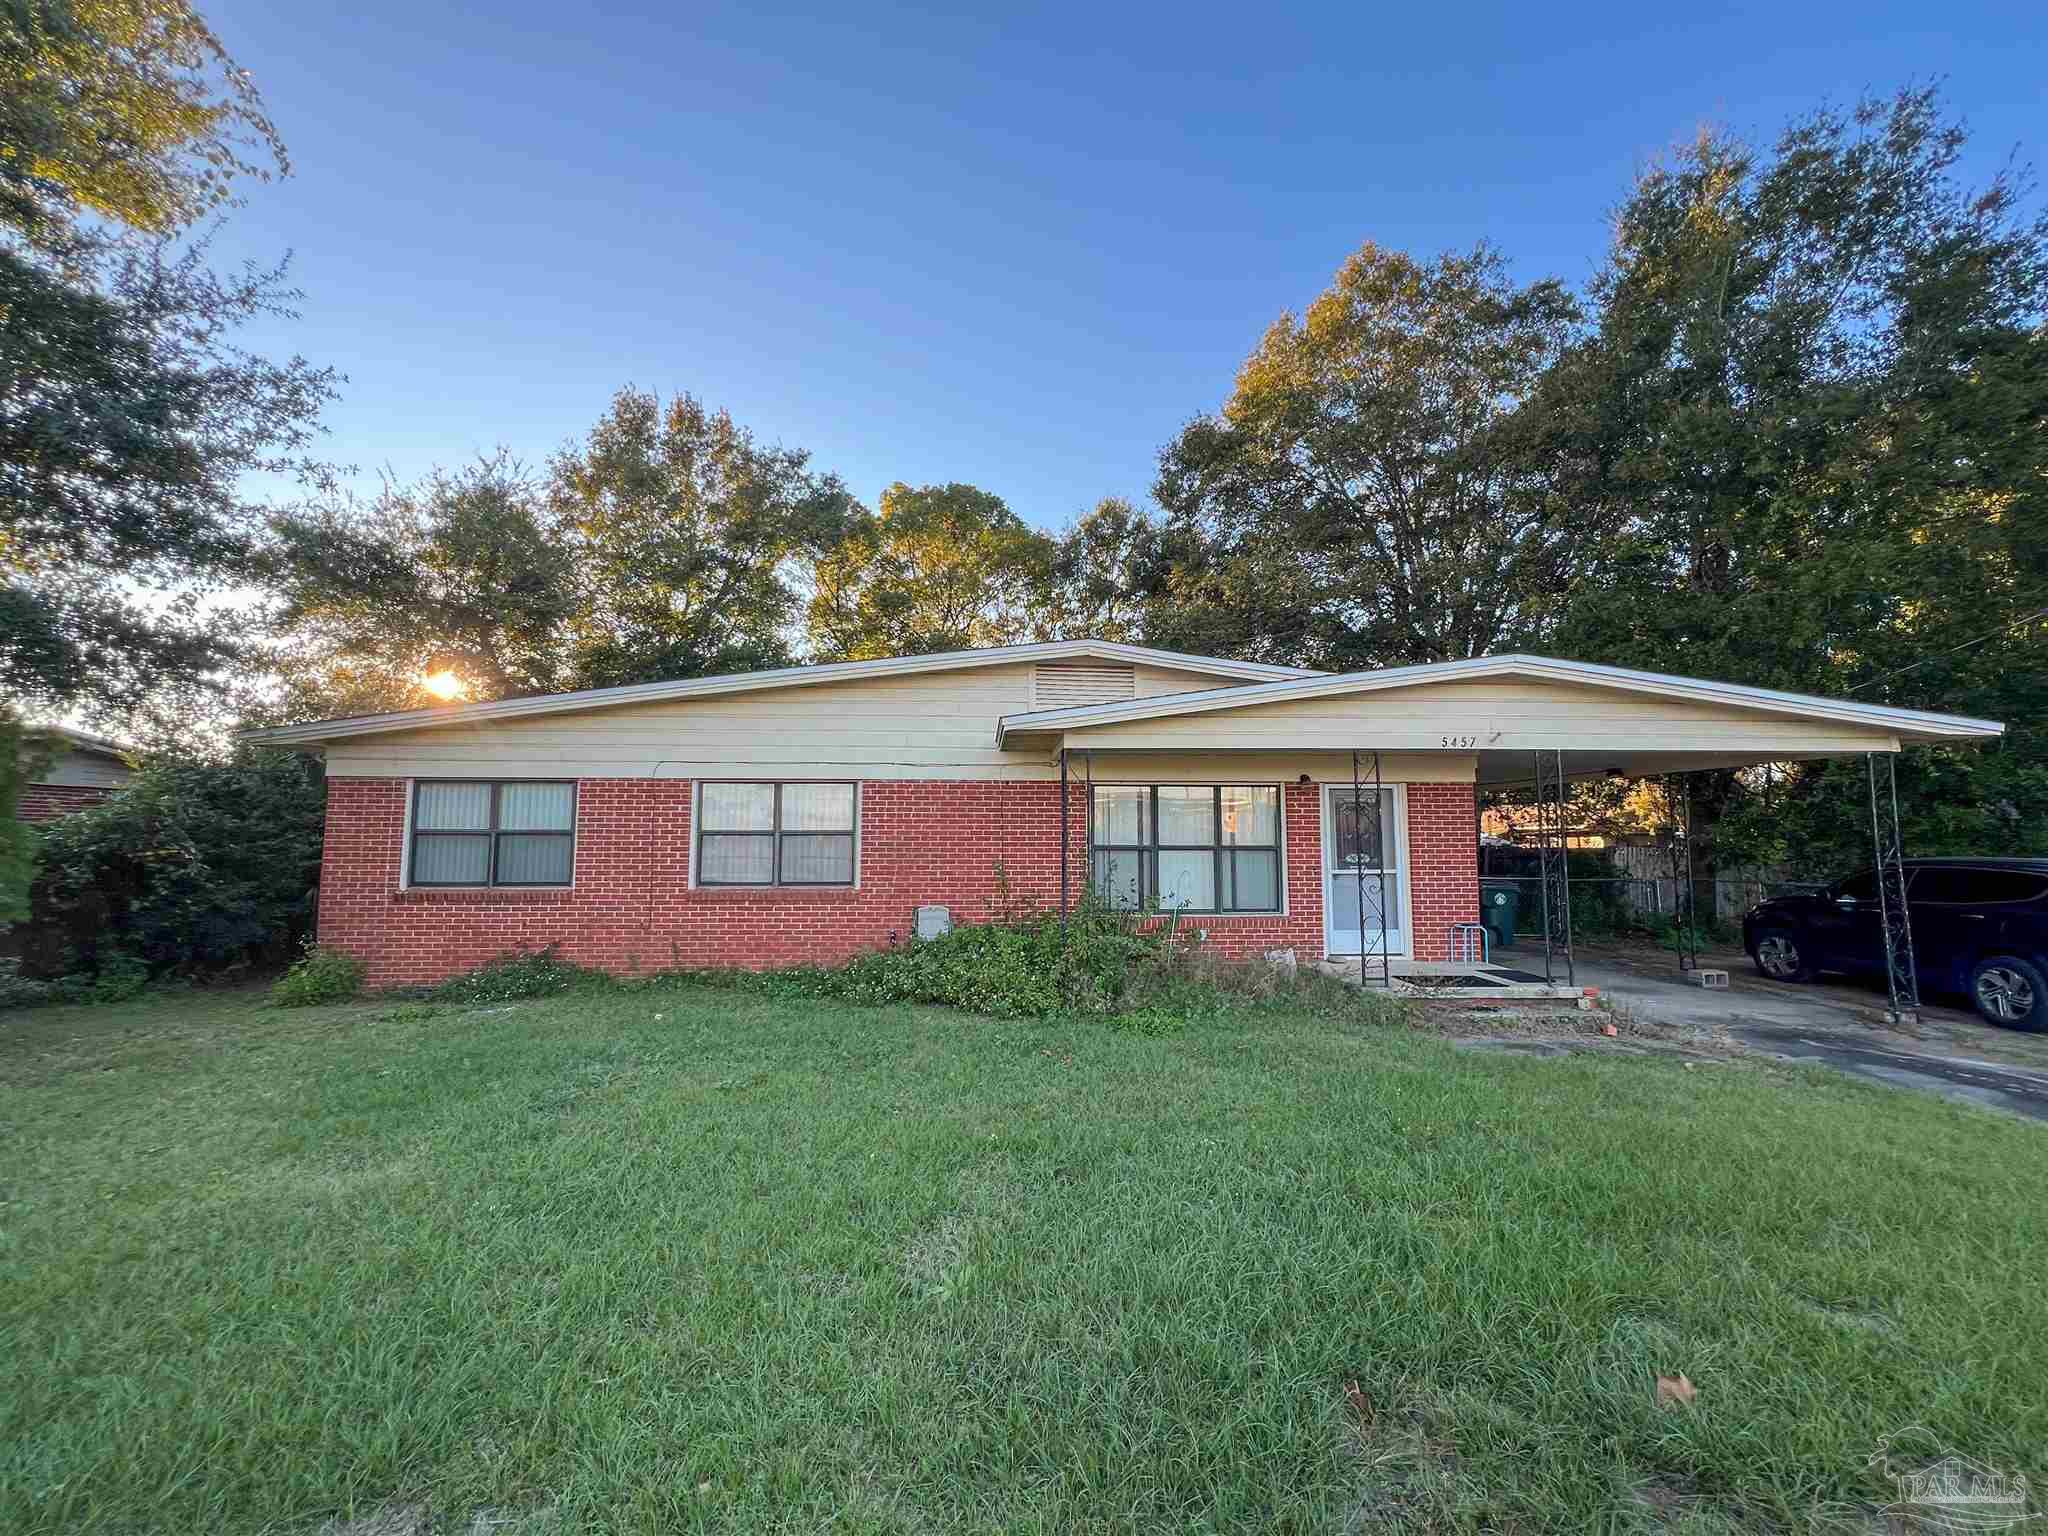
left=242, top=640, right=1321, bottom=748
left=996, top=654, right=2003, bottom=782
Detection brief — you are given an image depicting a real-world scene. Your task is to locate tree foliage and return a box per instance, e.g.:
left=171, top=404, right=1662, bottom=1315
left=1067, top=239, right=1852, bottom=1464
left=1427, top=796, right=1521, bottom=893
left=1547, top=88, right=2048, bottom=868
left=1, top=0, right=284, bottom=244
left=0, top=712, right=47, bottom=922
left=18, top=749, right=325, bottom=977
left=261, top=391, right=862, bottom=715
left=3, top=236, right=336, bottom=718
left=805, top=481, right=1054, bottom=659
left=1046, top=497, right=1164, bottom=644
left=549, top=388, right=858, bottom=687
left=258, top=456, right=578, bottom=719
left=0, top=0, right=328, bottom=914
left=1152, top=243, right=1589, bottom=670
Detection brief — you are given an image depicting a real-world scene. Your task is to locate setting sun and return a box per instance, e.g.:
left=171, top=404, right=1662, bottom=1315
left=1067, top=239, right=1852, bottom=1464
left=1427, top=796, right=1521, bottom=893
left=420, top=671, right=466, bottom=701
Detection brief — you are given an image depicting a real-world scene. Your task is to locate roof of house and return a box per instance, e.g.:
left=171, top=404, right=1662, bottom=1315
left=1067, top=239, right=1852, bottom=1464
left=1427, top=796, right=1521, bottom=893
left=26, top=725, right=135, bottom=762
left=240, top=640, right=1323, bottom=747
left=993, top=653, right=2005, bottom=747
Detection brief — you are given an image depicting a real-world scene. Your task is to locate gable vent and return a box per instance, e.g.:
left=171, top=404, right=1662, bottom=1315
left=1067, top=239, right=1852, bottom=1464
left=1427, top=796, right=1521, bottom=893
left=1033, top=663, right=1136, bottom=709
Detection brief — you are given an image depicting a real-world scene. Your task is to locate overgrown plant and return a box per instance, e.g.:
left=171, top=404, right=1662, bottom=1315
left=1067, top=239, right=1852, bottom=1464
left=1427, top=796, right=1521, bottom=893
left=430, top=947, right=592, bottom=1005
left=694, top=888, right=1387, bottom=1030
left=270, top=942, right=366, bottom=1007
left=20, top=752, right=324, bottom=980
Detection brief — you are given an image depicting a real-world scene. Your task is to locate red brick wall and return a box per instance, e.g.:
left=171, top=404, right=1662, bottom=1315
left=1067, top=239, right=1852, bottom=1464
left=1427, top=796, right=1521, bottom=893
left=1406, top=782, right=1481, bottom=961
left=316, top=776, right=1476, bottom=986
left=17, top=783, right=116, bottom=823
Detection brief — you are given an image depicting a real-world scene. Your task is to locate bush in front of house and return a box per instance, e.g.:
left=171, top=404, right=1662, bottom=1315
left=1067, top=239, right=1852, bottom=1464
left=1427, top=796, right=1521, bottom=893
left=19, top=751, right=326, bottom=986
left=727, top=898, right=1151, bottom=1020
left=270, top=943, right=368, bottom=1007
left=430, top=946, right=593, bottom=1004
left=703, top=897, right=1387, bottom=1030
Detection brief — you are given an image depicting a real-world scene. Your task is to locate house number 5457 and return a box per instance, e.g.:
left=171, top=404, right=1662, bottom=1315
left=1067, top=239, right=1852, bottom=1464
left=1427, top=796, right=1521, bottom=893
left=1440, top=735, right=1476, bottom=748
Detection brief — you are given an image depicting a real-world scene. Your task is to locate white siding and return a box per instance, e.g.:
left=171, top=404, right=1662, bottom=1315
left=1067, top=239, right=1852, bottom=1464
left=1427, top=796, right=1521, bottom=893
left=328, top=663, right=1032, bottom=780
left=1133, top=663, right=1249, bottom=698
left=1056, top=677, right=1902, bottom=756
left=1063, top=751, right=1474, bottom=784
left=37, top=747, right=133, bottom=789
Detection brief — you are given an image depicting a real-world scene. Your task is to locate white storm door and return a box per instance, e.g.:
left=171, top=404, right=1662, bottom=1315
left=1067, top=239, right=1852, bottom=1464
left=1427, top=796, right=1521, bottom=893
left=1323, top=785, right=1404, bottom=957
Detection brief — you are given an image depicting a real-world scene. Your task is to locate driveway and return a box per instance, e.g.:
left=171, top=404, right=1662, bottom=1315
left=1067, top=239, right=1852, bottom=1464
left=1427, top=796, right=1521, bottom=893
left=1567, top=942, right=2048, bottom=1122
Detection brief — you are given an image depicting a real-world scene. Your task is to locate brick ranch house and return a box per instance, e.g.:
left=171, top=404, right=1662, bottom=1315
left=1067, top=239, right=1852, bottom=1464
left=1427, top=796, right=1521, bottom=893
left=243, top=641, right=2002, bottom=988
left=17, top=727, right=135, bottom=823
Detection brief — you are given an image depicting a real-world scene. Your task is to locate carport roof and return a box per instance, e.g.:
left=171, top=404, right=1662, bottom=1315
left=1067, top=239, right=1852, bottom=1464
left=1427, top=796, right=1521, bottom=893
left=995, top=653, right=2004, bottom=778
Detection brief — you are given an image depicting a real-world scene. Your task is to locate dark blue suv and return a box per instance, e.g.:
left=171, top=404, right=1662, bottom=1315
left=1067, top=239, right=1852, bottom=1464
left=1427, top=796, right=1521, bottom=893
left=1742, top=858, right=2048, bottom=1031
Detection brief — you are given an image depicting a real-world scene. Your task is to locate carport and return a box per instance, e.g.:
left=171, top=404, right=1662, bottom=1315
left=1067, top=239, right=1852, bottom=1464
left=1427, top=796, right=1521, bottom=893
left=1006, top=655, right=2006, bottom=1025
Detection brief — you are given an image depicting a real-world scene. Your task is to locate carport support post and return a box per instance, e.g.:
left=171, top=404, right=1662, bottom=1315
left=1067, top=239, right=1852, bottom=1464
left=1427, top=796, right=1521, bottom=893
left=1867, top=751, right=1920, bottom=1028
left=1532, top=749, right=1574, bottom=989
left=1058, top=748, right=1069, bottom=935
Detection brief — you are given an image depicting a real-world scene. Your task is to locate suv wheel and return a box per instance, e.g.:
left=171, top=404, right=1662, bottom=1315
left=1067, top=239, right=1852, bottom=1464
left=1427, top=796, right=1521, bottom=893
left=1752, top=930, right=1812, bottom=983
left=1970, top=956, right=2046, bottom=1032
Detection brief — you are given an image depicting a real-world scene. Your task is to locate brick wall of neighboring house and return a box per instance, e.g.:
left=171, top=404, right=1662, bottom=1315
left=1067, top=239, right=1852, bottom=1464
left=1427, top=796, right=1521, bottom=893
left=17, top=783, right=116, bottom=823
left=316, top=776, right=1475, bottom=986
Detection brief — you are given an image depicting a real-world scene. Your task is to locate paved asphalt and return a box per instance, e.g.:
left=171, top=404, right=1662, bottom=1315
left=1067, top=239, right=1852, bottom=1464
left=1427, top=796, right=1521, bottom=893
left=1564, top=954, right=2048, bottom=1122
left=1724, top=1023, right=2048, bottom=1122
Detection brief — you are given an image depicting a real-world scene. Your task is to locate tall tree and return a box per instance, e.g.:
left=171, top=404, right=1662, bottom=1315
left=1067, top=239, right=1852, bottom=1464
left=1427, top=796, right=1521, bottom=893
left=2, top=0, right=284, bottom=244
left=1152, top=243, right=1588, bottom=670
left=259, top=390, right=867, bottom=717
left=258, top=456, right=578, bottom=721
left=806, top=482, right=1055, bottom=659
left=1549, top=88, right=2048, bottom=868
left=547, top=388, right=859, bottom=688
left=1, top=0, right=330, bottom=910
left=1046, top=497, right=1164, bottom=644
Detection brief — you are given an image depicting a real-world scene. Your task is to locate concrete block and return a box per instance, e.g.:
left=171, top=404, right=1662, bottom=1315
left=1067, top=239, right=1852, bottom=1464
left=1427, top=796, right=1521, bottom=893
left=1692, top=969, right=1729, bottom=989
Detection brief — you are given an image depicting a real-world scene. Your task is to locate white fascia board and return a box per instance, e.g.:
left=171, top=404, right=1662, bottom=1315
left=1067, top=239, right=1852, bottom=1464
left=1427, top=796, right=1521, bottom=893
left=994, top=654, right=2006, bottom=747
left=240, top=639, right=1322, bottom=747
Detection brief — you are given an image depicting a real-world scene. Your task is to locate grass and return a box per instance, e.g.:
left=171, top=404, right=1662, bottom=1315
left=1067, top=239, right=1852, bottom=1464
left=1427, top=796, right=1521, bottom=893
left=2, top=983, right=2044, bottom=1534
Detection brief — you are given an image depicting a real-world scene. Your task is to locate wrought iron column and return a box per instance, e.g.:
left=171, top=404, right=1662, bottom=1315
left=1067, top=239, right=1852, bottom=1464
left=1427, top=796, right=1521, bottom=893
left=1672, top=774, right=1701, bottom=974
left=1868, top=752, right=1920, bottom=1027
left=1058, top=747, right=1069, bottom=935
left=1350, top=750, right=1367, bottom=981
left=1532, top=749, right=1574, bottom=988
left=1371, top=749, right=1390, bottom=989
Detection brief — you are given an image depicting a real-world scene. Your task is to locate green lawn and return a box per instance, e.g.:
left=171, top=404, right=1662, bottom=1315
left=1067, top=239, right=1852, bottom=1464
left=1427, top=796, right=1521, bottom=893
left=2, top=985, right=2043, bottom=1534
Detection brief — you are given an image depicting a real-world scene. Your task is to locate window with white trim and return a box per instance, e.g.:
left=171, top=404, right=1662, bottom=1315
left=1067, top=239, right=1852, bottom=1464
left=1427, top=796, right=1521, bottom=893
left=698, top=782, right=857, bottom=886
left=410, top=780, right=575, bottom=887
left=1089, top=784, right=1281, bottom=913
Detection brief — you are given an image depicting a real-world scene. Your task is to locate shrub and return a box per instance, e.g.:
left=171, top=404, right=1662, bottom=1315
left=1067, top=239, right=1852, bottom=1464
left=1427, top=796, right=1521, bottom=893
left=19, top=751, right=325, bottom=980
left=431, top=947, right=590, bottom=1005
left=271, top=943, right=367, bottom=1007
left=692, top=893, right=1399, bottom=1030
left=89, top=953, right=150, bottom=1003
left=0, top=959, right=51, bottom=1010
left=0, top=954, right=158, bottom=1010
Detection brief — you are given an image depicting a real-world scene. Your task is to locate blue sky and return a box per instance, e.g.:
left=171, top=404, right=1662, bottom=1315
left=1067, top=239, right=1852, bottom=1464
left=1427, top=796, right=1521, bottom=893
left=206, top=1, right=2044, bottom=531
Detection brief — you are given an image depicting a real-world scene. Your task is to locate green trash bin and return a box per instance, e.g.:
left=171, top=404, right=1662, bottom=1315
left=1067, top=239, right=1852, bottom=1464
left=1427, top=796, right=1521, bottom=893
left=1481, top=882, right=1520, bottom=951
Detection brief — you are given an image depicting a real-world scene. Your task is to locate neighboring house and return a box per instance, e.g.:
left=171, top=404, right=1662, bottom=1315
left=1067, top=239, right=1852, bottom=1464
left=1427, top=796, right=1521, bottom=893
left=18, top=727, right=135, bottom=822
left=242, top=640, right=2002, bottom=988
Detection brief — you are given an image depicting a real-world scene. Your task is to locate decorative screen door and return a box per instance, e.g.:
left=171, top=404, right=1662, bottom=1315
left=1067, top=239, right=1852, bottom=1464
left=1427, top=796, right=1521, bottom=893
left=1323, top=786, right=1403, bottom=956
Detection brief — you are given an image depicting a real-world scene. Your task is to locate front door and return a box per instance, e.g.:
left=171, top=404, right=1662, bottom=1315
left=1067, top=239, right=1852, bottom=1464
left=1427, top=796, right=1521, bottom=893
left=1324, top=785, right=1404, bottom=958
